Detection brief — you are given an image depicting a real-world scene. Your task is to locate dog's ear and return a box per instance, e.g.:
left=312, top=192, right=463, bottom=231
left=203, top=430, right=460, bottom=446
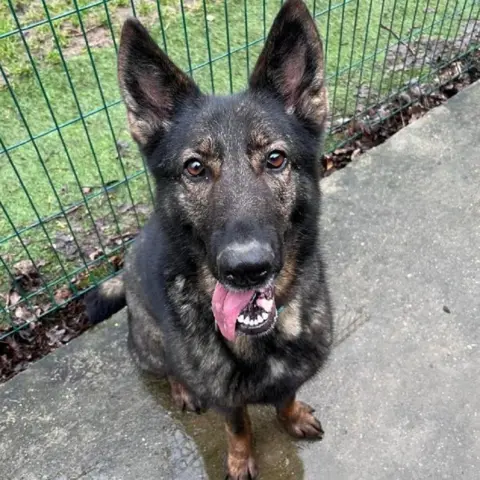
left=118, top=18, right=201, bottom=150
left=249, top=0, right=327, bottom=132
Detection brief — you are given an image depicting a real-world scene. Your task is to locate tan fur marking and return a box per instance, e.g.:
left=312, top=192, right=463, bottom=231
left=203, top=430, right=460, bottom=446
left=195, top=136, right=215, bottom=156
left=277, top=398, right=324, bottom=439
left=249, top=128, right=272, bottom=150
left=198, top=263, right=217, bottom=297
left=275, top=248, right=297, bottom=302
left=269, top=358, right=287, bottom=378
left=299, top=85, right=328, bottom=126
left=225, top=408, right=257, bottom=479
left=169, top=377, right=204, bottom=413
left=125, top=105, right=172, bottom=147
left=100, top=275, right=125, bottom=299
left=278, top=299, right=302, bottom=339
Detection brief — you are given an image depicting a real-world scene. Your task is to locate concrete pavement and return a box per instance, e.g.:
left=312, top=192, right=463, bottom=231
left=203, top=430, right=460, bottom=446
left=1, top=81, right=479, bottom=480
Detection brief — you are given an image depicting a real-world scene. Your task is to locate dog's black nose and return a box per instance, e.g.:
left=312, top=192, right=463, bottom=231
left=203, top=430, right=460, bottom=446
left=217, top=241, right=274, bottom=289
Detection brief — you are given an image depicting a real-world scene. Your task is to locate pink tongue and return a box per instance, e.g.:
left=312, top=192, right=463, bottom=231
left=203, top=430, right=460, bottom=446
left=212, top=283, right=255, bottom=341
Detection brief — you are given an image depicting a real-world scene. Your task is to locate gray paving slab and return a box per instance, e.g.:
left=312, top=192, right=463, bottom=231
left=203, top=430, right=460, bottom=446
left=299, top=80, right=480, bottom=479
left=0, top=317, right=206, bottom=480
left=1, top=80, right=479, bottom=480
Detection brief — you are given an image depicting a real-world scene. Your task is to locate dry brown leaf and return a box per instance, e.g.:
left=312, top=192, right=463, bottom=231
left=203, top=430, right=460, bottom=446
left=88, top=248, right=103, bottom=261
left=6, top=290, right=22, bottom=307
left=14, top=305, right=34, bottom=322
left=109, top=231, right=135, bottom=246
left=45, top=327, right=66, bottom=347
left=13, top=260, right=38, bottom=277
left=54, top=286, right=72, bottom=304
left=351, top=148, right=362, bottom=161
left=333, top=147, right=351, bottom=156
left=109, top=255, right=124, bottom=270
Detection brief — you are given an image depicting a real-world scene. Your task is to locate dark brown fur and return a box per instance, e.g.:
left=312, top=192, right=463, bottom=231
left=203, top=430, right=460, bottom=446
left=85, top=2, right=333, bottom=478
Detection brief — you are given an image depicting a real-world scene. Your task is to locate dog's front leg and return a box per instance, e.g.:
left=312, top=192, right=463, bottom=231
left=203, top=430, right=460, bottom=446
left=224, top=406, right=257, bottom=480
left=168, top=377, right=206, bottom=414
left=276, top=394, right=324, bottom=439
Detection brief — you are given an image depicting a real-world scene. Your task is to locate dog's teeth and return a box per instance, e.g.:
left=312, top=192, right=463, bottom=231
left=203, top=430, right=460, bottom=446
left=239, top=313, right=269, bottom=327
left=240, top=315, right=251, bottom=325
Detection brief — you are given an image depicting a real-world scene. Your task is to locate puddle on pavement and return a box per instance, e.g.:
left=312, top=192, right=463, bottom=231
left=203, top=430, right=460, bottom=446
left=143, top=375, right=306, bottom=480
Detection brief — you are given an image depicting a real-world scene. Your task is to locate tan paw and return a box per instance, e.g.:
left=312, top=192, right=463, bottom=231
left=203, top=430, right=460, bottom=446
left=226, top=454, right=258, bottom=480
left=277, top=400, right=324, bottom=439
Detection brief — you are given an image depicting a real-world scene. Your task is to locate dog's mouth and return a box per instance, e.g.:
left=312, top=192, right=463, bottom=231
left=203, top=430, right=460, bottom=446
left=211, top=283, right=278, bottom=341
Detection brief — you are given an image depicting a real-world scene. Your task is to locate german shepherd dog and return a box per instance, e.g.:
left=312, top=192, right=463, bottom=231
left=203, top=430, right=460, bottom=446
left=85, top=1, right=333, bottom=478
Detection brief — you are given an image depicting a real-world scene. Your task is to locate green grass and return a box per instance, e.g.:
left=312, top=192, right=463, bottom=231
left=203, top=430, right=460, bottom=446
left=0, top=0, right=477, bottom=329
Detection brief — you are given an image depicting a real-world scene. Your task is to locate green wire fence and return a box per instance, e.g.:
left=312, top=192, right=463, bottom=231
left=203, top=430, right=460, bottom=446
left=0, top=0, right=479, bottom=339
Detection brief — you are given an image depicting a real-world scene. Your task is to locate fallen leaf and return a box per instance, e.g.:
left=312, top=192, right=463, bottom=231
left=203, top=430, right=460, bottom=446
left=13, top=260, right=37, bottom=277
left=54, top=286, right=72, bottom=304
left=45, top=326, right=66, bottom=347
left=351, top=148, right=362, bottom=161
left=6, top=290, right=22, bottom=307
left=109, top=255, right=124, bottom=270
left=108, top=231, right=135, bottom=246
left=54, top=233, right=74, bottom=244
left=88, top=248, right=103, bottom=261
left=14, top=305, right=34, bottom=323
left=53, top=233, right=78, bottom=259
left=11, top=260, right=44, bottom=293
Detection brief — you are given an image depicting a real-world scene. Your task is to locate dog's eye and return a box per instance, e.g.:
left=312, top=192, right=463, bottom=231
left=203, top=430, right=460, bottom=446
left=184, top=159, right=206, bottom=178
left=266, top=150, right=287, bottom=171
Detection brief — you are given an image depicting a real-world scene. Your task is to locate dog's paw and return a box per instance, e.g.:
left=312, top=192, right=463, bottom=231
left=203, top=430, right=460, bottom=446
left=225, top=454, right=258, bottom=480
left=169, top=378, right=206, bottom=414
left=277, top=400, right=324, bottom=439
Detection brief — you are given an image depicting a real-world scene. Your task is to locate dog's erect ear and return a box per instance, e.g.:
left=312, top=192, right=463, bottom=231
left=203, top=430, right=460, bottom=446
left=118, top=18, right=201, bottom=149
left=249, top=0, right=327, bottom=131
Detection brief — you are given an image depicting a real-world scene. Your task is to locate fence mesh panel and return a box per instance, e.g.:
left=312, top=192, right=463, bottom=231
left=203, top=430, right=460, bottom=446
left=1, top=0, right=479, bottom=338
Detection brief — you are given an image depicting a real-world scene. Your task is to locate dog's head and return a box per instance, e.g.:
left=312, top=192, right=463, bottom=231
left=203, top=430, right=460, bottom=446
left=118, top=0, right=327, bottom=340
